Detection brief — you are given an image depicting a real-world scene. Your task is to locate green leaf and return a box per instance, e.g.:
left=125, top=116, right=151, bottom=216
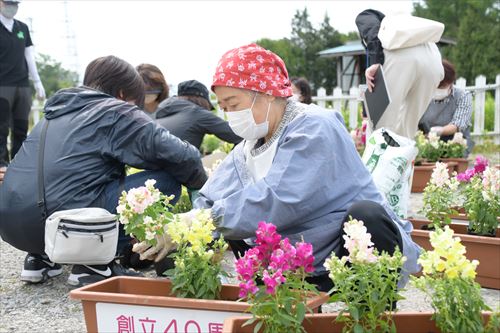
left=349, top=306, right=359, bottom=321
left=254, top=320, right=263, bottom=333
left=296, top=302, right=306, bottom=323
left=353, top=323, right=364, bottom=333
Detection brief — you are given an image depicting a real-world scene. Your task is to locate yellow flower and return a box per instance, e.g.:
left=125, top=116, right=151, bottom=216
left=435, top=260, right=446, bottom=272
left=460, top=260, right=479, bottom=279
left=420, top=226, right=479, bottom=280
left=445, top=266, right=459, bottom=279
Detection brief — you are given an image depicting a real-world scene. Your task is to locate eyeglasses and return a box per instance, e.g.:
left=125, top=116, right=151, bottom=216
left=145, top=89, right=162, bottom=95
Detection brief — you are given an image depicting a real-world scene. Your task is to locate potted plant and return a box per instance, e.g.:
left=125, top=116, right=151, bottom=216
left=70, top=213, right=327, bottom=333
left=415, top=131, right=444, bottom=164
left=418, top=162, right=460, bottom=230
left=234, top=222, right=323, bottom=333
left=456, top=157, right=500, bottom=236
left=323, top=217, right=405, bottom=332
left=412, top=132, right=459, bottom=193
left=412, top=226, right=499, bottom=333
left=440, top=132, right=469, bottom=173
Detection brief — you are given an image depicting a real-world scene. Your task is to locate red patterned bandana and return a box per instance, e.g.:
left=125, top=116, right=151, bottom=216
left=212, top=43, right=293, bottom=98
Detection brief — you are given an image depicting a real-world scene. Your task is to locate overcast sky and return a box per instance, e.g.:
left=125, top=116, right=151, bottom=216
left=16, top=0, right=417, bottom=89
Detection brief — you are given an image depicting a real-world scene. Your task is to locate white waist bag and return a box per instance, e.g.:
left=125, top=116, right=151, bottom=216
left=44, top=208, right=118, bottom=265
left=378, top=14, right=444, bottom=50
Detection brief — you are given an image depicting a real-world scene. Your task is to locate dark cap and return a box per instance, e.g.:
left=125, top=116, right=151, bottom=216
left=178, top=80, right=214, bottom=110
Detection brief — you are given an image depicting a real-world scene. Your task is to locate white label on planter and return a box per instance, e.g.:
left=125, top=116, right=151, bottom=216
left=95, top=302, right=245, bottom=333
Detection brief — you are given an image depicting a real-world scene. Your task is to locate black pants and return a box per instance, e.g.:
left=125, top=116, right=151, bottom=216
left=0, top=86, right=33, bottom=167
left=228, top=200, right=403, bottom=293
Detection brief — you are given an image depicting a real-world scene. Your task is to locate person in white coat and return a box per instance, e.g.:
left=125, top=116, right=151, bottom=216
left=356, top=9, right=444, bottom=139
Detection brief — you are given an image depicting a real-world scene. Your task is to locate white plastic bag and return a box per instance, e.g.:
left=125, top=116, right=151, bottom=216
left=45, top=208, right=118, bottom=264
left=378, top=14, right=444, bottom=50
left=362, top=128, right=417, bottom=218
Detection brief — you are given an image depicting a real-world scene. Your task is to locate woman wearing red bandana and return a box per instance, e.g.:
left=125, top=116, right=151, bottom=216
left=134, top=44, right=421, bottom=292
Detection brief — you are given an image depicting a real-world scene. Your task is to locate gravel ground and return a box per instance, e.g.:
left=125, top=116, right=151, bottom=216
left=1, top=194, right=499, bottom=332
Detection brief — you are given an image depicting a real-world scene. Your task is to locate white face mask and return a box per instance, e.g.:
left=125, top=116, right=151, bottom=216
left=0, top=4, right=18, bottom=19
left=434, top=87, right=450, bottom=100
left=144, top=94, right=159, bottom=104
left=225, top=93, right=271, bottom=141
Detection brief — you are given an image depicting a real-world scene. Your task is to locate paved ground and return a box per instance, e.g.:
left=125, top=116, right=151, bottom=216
left=0, top=193, right=499, bottom=332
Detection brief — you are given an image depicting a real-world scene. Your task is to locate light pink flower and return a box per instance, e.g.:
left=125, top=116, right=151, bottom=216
left=342, top=219, right=378, bottom=264
left=430, top=162, right=450, bottom=187
left=482, top=167, right=500, bottom=199
left=126, top=186, right=155, bottom=214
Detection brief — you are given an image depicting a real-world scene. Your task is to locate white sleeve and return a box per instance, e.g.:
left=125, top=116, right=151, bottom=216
left=24, top=46, right=41, bottom=83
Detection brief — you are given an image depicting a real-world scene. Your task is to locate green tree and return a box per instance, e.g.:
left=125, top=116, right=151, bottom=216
left=413, top=0, right=500, bottom=82
left=36, top=54, right=79, bottom=98
left=255, top=8, right=344, bottom=93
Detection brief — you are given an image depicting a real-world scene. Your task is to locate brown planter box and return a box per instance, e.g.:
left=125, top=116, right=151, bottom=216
left=440, top=157, right=469, bottom=173
left=69, top=276, right=328, bottom=333
left=411, top=162, right=457, bottom=193
left=222, top=312, right=492, bottom=333
left=410, top=219, right=500, bottom=289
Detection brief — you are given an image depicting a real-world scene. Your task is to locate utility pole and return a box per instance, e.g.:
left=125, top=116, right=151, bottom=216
left=63, top=0, right=80, bottom=83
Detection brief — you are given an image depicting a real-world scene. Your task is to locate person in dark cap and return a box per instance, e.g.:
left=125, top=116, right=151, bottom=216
left=155, top=80, right=241, bottom=151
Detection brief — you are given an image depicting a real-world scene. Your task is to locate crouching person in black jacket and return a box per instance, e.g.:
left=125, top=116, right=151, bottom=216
left=0, top=56, right=208, bottom=287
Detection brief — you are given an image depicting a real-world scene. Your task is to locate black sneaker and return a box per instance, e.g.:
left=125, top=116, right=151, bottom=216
left=67, top=260, right=144, bottom=287
left=21, top=253, right=63, bottom=283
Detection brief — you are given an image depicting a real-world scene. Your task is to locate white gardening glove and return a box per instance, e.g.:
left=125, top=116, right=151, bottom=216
left=34, top=81, right=46, bottom=101
left=132, top=209, right=199, bottom=262
left=430, top=126, right=444, bottom=137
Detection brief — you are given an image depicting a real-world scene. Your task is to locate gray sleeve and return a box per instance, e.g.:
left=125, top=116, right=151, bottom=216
left=198, top=111, right=242, bottom=145
left=103, top=108, right=207, bottom=189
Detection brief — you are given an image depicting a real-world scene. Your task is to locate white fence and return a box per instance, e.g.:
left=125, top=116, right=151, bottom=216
left=312, top=74, right=500, bottom=143
left=29, top=74, right=500, bottom=143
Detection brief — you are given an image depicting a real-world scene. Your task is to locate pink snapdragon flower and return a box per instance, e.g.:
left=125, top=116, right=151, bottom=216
left=262, top=269, right=286, bottom=295
left=269, top=248, right=292, bottom=271
left=255, top=221, right=281, bottom=265
left=457, top=168, right=477, bottom=183
left=238, top=279, right=259, bottom=298
left=473, top=155, right=488, bottom=174
left=236, top=222, right=316, bottom=298
left=294, top=242, right=315, bottom=273
left=235, top=248, right=260, bottom=280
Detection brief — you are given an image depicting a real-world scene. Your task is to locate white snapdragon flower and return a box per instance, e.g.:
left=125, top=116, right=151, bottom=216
left=430, top=162, right=450, bottom=187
